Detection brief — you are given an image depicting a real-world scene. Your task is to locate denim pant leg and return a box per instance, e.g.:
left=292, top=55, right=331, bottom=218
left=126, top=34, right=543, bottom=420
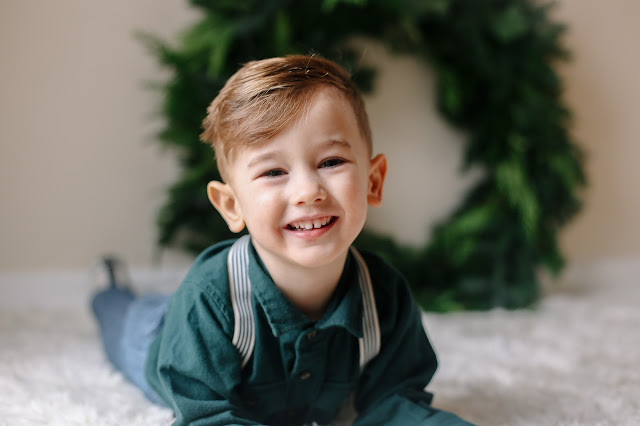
left=92, top=288, right=134, bottom=370
left=92, top=289, right=170, bottom=406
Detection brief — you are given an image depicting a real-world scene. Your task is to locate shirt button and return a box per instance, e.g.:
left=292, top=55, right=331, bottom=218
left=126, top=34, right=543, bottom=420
left=299, top=371, right=312, bottom=381
left=306, top=330, right=318, bottom=340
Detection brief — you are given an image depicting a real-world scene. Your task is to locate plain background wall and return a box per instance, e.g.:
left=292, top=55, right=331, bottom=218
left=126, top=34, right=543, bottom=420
left=1, top=0, right=639, bottom=276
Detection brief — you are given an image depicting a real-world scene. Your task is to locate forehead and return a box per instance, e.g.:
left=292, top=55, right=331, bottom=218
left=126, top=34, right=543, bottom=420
left=234, top=87, right=368, bottom=160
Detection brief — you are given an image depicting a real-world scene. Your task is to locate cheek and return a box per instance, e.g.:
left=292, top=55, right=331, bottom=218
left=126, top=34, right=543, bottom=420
left=242, top=186, right=281, bottom=218
left=339, top=177, right=369, bottom=216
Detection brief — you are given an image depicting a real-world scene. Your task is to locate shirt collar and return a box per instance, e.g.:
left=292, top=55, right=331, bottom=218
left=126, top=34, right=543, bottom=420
left=247, top=240, right=363, bottom=339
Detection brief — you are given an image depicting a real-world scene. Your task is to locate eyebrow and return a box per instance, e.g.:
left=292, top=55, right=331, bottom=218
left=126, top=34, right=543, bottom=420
left=325, top=139, right=352, bottom=151
left=245, top=139, right=353, bottom=169
left=246, top=151, right=281, bottom=169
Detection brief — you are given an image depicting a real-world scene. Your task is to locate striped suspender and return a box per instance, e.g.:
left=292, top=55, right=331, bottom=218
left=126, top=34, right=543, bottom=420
left=349, top=246, right=381, bottom=370
left=227, top=235, right=255, bottom=368
left=227, top=236, right=380, bottom=369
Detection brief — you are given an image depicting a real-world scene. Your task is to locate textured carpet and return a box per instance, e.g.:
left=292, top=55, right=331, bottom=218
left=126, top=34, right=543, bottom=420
left=0, top=275, right=638, bottom=425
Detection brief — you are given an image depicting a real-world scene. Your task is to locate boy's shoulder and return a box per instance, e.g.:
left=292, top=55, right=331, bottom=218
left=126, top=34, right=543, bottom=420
left=360, top=250, right=420, bottom=334
left=353, top=248, right=411, bottom=298
left=355, top=247, right=404, bottom=280
left=173, top=239, right=237, bottom=308
left=186, top=238, right=236, bottom=281
left=164, top=239, right=240, bottom=334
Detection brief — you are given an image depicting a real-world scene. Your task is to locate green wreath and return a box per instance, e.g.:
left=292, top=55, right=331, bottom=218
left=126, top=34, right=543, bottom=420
left=141, top=0, right=585, bottom=311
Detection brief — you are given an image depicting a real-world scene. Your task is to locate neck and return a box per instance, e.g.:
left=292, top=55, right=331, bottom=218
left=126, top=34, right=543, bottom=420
left=258, top=251, right=348, bottom=321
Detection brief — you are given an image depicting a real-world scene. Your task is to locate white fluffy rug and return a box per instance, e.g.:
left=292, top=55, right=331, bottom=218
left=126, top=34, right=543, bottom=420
left=1, top=270, right=638, bottom=425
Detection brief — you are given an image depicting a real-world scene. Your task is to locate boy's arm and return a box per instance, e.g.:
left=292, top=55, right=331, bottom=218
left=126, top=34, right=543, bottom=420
left=352, top=262, right=474, bottom=426
left=147, top=282, right=263, bottom=426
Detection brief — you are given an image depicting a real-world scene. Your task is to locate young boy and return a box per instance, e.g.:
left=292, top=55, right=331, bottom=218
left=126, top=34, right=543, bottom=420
left=92, top=55, right=472, bottom=425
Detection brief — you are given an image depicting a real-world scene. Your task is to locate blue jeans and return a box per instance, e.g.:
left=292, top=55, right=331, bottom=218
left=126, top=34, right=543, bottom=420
left=91, top=288, right=170, bottom=406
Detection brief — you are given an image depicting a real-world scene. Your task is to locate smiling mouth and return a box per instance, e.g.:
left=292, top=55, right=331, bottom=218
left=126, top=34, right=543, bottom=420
left=286, top=216, right=337, bottom=231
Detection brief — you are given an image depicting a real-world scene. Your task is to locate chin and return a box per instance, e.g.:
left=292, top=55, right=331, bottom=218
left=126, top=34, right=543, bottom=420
left=285, top=246, right=348, bottom=269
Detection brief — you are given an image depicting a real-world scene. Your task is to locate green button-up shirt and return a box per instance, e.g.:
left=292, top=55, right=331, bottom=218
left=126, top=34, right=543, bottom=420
left=146, top=239, right=472, bottom=425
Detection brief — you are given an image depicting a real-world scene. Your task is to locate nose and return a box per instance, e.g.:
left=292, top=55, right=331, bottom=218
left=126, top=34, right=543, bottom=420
left=290, top=170, right=327, bottom=205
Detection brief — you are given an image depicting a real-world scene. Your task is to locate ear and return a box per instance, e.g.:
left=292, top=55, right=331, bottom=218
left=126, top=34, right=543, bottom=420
left=207, top=181, right=246, bottom=233
left=367, top=153, right=387, bottom=207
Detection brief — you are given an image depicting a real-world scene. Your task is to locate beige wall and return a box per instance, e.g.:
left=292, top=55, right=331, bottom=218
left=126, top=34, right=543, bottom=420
left=0, top=0, right=198, bottom=270
left=554, top=0, right=640, bottom=262
left=1, top=0, right=638, bottom=272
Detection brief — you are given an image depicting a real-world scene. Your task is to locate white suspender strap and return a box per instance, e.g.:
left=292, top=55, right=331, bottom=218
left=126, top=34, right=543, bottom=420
left=228, top=235, right=255, bottom=368
left=350, top=247, right=381, bottom=370
left=228, top=237, right=379, bottom=371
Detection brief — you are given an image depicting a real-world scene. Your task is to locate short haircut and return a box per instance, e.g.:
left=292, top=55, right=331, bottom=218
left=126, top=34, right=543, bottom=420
left=200, top=54, right=372, bottom=181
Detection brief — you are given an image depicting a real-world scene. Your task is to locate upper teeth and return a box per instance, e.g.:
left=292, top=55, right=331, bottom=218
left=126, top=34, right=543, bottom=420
left=290, top=217, right=332, bottom=230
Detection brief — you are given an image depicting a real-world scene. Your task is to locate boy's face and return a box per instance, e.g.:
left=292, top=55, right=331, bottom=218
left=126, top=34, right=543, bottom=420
left=208, top=87, right=386, bottom=273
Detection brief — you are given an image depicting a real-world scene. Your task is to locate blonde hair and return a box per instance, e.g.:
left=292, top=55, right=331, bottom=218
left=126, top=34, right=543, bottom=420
left=200, top=54, right=372, bottom=180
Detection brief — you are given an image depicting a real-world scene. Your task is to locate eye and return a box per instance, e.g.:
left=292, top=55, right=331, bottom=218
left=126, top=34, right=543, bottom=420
left=260, top=169, right=286, bottom=178
left=319, top=158, right=345, bottom=168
